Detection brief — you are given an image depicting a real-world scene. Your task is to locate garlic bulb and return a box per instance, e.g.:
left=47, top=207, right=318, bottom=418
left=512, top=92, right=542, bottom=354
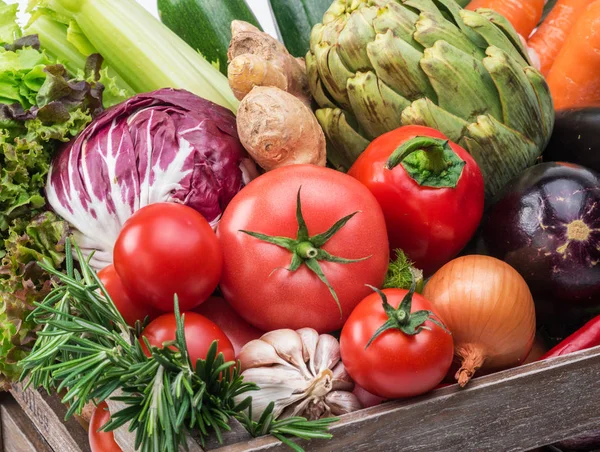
left=237, top=328, right=362, bottom=420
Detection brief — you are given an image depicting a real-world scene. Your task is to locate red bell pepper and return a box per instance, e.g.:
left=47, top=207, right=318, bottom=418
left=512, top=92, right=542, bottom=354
left=539, top=315, right=600, bottom=360
left=348, top=126, right=485, bottom=276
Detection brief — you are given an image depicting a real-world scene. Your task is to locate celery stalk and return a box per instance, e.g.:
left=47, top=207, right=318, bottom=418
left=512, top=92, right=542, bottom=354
left=27, top=0, right=239, bottom=112
left=25, top=14, right=135, bottom=101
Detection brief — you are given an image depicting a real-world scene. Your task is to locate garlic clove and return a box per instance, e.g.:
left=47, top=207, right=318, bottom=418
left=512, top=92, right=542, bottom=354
left=313, top=334, right=340, bottom=374
left=297, top=327, right=319, bottom=376
left=260, top=329, right=311, bottom=378
left=331, top=361, right=354, bottom=392
left=239, top=365, right=309, bottom=420
left=237, top=339, right=292, bottom=370
left=325, top=391, right=363, bottom=416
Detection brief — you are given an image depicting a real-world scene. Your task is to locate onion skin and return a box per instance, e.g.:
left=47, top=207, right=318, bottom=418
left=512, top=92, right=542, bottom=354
left=423, top=255, right=536, bottom=386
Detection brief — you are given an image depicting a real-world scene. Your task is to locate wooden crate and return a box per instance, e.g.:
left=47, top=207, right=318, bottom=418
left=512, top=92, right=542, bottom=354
left=2, top=345, right=599, bottom=452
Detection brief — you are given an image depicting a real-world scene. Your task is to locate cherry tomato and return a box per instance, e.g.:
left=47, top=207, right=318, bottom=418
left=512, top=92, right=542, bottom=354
left=97, top=265, right=158, bottom=326
left=218, top=165, right=389, bottom=333
left=89, top=402, right=121, bottom=452
left=141, top=312, right=234, bottom=368
left=349, top=126, right=484, bottom=276
left=193, top=297, right=263, bottom=356
left=340, top=288, right=454, bottom=399
left=113, top=203, right=223, bottom=312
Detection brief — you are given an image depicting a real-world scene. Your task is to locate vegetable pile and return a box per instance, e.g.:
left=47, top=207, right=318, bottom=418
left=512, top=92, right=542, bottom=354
left=1, top=0, right=599, bottom=451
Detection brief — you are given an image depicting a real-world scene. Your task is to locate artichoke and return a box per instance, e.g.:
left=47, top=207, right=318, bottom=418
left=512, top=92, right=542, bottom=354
left=307, top=0, right=554, bottom=198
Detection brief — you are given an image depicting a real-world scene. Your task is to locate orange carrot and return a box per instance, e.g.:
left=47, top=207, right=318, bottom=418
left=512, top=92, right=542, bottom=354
left=467, top=0, right=545, bottom=38
left=528, top=0, right=590, bottom=75
left=546, top=0, right=600, bottom=110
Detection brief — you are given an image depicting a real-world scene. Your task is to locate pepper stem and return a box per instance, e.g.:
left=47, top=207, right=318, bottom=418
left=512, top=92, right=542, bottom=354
left=385, top=136, right=466, bottom=189
left=386, top=136, right=450, bottom=172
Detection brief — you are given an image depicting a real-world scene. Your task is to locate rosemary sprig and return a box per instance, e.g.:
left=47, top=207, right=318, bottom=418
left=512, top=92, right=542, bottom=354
left=19, top=240, right=337, bottom=451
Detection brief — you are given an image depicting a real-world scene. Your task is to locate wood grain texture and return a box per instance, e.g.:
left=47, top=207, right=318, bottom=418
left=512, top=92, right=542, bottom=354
left=0, top=393, right=51, bottom=452
left=9, top=382, right=91, bottom=452
left=214, top=346, right=600, bottom=452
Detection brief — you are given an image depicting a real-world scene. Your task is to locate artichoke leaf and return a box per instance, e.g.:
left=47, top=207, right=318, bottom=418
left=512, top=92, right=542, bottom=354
left=401, top=98, right=469, bottom=143
left=316, top=108, right=369, bottom=171
left=460, top=10, right=528, bottom=67
left=336, top=5, right=378, bottom=72
left=420, top=40, right=503, bottom=123
left=461, top=115, right=538, bottom=199
left=484, top=46, right=544, bottom=149
left=403, top=0, right=443, bottom=17
left=372, top=1, right=422, bottom=51
left=477, top=8, right=532, bottom=65
left=524, top=67, right=555, bottom=148
left=306, top=51, right=336, bottom=109
left=347, top=71, right=408, bottom=139
left=313, top=42, right=353, bottom=109
left=433, top=0, right=487, bottom=49
left=414, top=11, right=486, bottom=59
left=367, top=29, right=436, bottom=102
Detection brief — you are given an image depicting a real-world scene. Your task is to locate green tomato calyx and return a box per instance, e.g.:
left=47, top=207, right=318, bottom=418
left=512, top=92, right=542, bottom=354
left=365, top=281, right=451, bottom=349
left=240, top=187, right=371, bottom=317
left=386, top=136, right=466, bottom=189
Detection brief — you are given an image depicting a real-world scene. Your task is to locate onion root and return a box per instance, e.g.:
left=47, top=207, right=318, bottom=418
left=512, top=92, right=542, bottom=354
left=455, top=343, right=486, bottom=387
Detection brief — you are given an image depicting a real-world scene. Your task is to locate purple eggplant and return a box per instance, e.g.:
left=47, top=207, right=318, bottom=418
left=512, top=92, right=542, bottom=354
left=543, top=108, right=600, bottom=173
left=482, top=162, right=600, bottom=309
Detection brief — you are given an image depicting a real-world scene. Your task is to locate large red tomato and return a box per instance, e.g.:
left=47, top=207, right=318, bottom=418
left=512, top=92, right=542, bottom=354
left=141, top=312, right=235, bottom=368
left=218, top=165, right=389, bottom=333
left=340, top=288, right=454, bottom=399
left=89, top=402, right=121, bottom=452
left=114, top=203, right=222, bottom=312
left=97, top=265, right=158, bottom=326
left=194, top=296, right=263, bottom=356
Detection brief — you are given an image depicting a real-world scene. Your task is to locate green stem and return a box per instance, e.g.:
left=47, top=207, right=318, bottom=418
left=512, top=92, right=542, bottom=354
left=296, top=242, right=319, bottom=259
left=386, top=136, right=450, bottom=173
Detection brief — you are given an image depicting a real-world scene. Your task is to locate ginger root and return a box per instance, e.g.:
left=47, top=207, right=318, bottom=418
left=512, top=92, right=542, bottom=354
left=228, top=21, right=311, bottom=107
left=237, top=86, right=326, bottom=171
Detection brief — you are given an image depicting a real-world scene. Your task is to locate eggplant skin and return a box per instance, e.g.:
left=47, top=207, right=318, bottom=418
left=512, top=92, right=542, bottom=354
left=482, top=162, right=600, bottom=308
left=543, top=108, right=600, bottom=173
left=555, top=428, right=600, bottom=451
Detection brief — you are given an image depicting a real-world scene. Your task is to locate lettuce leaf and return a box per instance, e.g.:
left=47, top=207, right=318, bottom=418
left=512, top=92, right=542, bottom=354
left=0, top=211, right=68, bottom=388
left=0, top=1, right=119, bottom=386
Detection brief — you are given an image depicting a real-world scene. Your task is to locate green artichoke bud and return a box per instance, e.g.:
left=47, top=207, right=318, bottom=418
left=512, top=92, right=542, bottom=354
left=308, top=0, right=554, bottom=198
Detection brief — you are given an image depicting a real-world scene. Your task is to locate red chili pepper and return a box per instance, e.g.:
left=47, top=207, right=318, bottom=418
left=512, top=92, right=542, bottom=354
left=348, top=126, right=485, bottom=276
left=539, top=315, right=600, bottom=360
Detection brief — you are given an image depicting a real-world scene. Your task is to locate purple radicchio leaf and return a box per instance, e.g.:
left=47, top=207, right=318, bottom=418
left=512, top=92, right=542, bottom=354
left=46, top=88, right=259, bottom=269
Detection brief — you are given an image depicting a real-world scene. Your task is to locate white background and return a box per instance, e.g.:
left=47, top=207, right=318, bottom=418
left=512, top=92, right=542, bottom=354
left=12, top=0, right=280, bottom=39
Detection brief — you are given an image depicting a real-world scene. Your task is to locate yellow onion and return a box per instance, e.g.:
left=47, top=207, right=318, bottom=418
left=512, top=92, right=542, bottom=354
left=423, top=255, right=536, bottom=386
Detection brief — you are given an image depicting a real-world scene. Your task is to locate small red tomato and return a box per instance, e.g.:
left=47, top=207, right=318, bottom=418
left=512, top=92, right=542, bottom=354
left=98, top=265, right=157, bottom=326
left=113, top=203, right=223, bottom=312
left=193, top=297, right=263, bottom=356
left=349, top=126, right=484, bottom=276
left=352, top=384, right=386, bottom=408
left=89, top=402, right=121, bottom=452
left=141, top=312, right=234, bottom=368
left=340, top=287, right=454, bottom=399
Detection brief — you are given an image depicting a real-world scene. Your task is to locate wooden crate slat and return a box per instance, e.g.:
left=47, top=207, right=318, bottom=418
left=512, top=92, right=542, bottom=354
left=0, top=393, right=52, bottom=452
left=215, top=346, right=600, bottom=452
left=9, top=382, right=91, bottom=452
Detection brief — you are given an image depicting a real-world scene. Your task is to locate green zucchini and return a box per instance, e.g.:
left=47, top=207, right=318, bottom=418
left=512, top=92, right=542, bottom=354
left=268, top=0, right=331, bottom=58
left=157, top=0, right=261, bottom=76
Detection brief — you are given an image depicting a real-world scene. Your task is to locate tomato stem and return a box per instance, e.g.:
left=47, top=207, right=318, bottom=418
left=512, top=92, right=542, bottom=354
left=364, top=281, right=451, bottom=349
left=296, top=242, right=319, bottom=259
